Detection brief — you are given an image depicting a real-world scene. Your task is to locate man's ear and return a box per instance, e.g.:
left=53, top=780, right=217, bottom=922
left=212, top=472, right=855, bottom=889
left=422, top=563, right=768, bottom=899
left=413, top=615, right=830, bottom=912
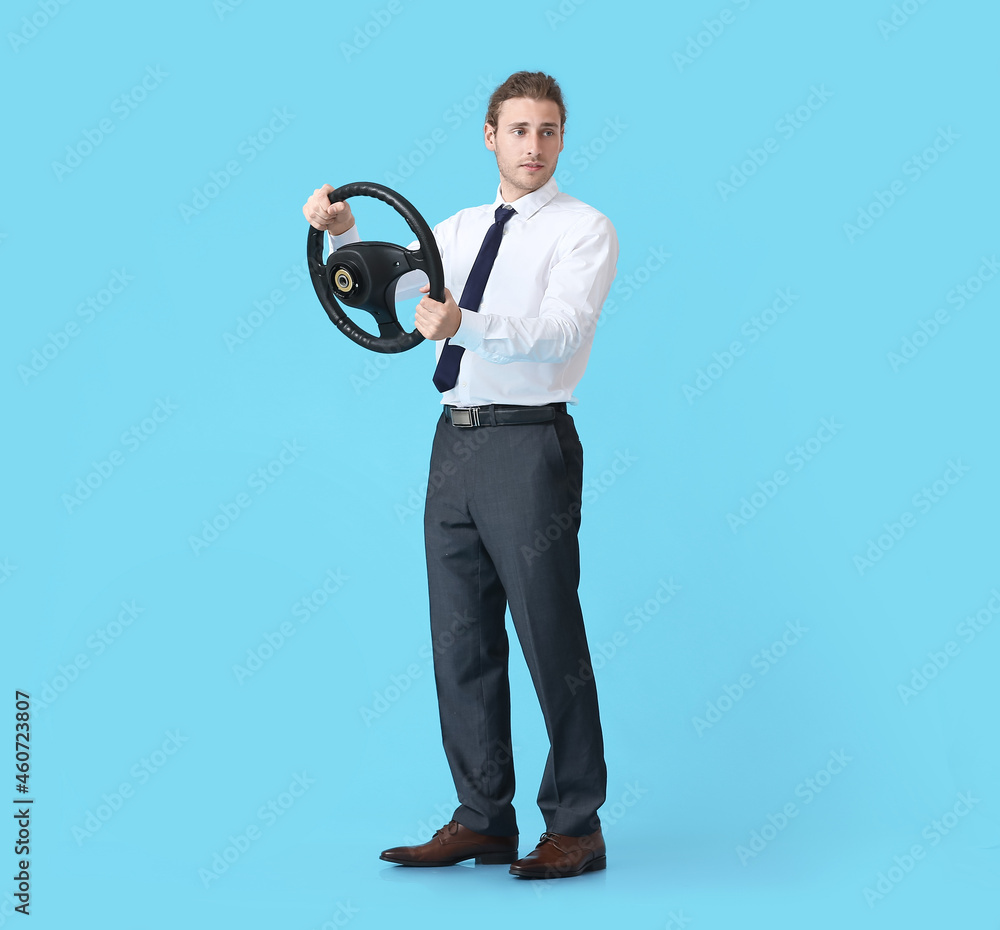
left=484, top=122, right=496, bottom=151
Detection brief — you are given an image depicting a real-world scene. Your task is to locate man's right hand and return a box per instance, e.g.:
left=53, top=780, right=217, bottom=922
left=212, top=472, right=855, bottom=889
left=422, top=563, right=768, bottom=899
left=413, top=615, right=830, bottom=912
left=302, top=183, right=355, bottom=236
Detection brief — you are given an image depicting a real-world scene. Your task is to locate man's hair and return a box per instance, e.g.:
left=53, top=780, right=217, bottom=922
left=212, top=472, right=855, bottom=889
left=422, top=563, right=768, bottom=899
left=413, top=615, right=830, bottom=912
left=485, top=71, right=566, bottom=130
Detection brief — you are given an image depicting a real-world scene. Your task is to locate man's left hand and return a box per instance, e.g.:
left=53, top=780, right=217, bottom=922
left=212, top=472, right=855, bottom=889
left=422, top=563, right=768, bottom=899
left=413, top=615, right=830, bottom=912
left=415, top=285, right=462, bottom=340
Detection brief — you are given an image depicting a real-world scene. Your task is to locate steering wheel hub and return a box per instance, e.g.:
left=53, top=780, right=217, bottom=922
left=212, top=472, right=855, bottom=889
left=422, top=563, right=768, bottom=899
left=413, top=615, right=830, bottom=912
left=332, top=266, right=357, bottom=295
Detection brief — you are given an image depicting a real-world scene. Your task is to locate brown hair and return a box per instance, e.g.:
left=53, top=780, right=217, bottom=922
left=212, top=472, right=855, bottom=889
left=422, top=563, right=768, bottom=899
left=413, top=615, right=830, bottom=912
left=485, top=71, right=566, bottom=130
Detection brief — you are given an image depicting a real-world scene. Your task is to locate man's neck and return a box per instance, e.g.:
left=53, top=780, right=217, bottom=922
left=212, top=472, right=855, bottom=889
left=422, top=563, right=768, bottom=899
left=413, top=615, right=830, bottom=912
left=499, top=183, right=529, bottom=204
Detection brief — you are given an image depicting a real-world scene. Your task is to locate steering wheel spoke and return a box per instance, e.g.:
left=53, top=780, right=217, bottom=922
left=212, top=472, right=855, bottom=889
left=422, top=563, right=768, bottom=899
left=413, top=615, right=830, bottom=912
left=405, top=247, right=432, bottom=275
left=377, top=320, right=405, bottom=339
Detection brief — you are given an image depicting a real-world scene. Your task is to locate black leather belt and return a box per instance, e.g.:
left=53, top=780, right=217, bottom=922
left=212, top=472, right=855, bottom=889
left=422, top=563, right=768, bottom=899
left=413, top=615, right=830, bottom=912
left=444, top=403, right=566, bottom=427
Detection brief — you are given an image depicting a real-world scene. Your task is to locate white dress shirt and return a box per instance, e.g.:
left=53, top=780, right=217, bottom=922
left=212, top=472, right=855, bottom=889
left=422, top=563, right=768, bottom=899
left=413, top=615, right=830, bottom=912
left=328, top=176, right=618, bottom=406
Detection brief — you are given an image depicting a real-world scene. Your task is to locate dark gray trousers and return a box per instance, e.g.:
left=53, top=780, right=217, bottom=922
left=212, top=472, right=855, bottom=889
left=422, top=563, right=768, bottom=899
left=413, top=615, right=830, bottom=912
left=423, top=406, right=606, bottom=837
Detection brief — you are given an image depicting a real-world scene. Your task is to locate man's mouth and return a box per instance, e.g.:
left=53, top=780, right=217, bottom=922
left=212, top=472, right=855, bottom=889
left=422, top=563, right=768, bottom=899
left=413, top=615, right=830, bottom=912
left=522, top=163, right=544, bottom=171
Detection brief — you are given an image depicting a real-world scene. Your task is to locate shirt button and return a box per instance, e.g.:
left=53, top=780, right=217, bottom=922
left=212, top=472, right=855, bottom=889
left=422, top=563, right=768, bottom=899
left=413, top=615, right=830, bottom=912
left=461, top=381, right=467, bottom=387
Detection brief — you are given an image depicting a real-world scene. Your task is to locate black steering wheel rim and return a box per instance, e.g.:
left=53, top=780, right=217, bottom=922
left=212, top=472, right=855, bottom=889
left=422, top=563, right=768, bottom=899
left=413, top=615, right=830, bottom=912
left=307, top=181, right=444, bottom=354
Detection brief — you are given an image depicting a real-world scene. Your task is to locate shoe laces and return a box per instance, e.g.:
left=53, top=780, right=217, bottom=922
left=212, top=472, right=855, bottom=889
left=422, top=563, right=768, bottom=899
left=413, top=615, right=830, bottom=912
left=432, top=821, right=460, bottom=844
left=537, top=832, right=569, bottom=853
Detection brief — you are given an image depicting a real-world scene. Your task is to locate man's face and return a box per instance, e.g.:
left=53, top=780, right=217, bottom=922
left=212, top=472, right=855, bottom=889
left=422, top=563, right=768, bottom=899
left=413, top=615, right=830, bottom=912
left=485, top=96, right=564, bottom=202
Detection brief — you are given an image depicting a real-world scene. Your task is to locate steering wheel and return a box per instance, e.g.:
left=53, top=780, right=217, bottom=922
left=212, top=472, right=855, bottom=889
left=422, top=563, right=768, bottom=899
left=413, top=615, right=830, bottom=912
left=307, top=181, right=444, bottom=354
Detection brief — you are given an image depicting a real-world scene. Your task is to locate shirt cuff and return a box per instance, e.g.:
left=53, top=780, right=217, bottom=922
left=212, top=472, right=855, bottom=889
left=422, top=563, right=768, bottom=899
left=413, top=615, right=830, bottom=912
left=450, top=310, right=485, bottom=351
left=327, top=224, right=360, bottom=254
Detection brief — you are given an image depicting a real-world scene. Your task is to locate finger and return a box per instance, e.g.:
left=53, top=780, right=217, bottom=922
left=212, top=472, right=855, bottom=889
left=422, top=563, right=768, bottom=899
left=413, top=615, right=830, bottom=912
left=418, top=284, right=430, bottom=293
left=306, top=199, right=327, bottom=222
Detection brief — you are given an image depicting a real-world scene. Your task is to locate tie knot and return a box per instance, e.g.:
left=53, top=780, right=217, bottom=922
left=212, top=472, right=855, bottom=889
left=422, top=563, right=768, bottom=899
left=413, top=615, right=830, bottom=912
left=495, top=204, right=516, bottom=225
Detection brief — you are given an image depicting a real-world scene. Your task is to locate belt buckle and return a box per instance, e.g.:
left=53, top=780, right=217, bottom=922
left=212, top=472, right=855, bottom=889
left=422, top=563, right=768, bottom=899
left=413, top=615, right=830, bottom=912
left=450, top=406, right=480, bottom=428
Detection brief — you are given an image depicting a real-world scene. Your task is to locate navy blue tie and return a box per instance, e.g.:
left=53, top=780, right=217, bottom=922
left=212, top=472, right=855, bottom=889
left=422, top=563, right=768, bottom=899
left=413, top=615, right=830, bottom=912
left=432, top=204, right=516, bottom=393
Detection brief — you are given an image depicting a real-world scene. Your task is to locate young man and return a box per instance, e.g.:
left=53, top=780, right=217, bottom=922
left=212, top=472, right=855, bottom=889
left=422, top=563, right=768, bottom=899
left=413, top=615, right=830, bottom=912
left=303, top=72, right=618, bottom=879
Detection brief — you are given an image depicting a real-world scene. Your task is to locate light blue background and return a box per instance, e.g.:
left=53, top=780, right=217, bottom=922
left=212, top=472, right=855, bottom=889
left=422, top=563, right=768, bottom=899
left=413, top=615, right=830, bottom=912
left=3, top=0, right=998, bottom=927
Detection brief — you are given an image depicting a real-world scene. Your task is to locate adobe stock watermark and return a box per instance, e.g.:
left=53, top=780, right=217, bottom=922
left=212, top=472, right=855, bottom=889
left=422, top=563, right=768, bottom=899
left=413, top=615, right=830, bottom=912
left=52, top=66, right=168, bottom=181
left=460, top=740, right=525, bottom=799
left=223, top=257, right=310, bottom=352
left=887, top=255, right=998, bottom=372
left=682, top=288, right=799, bottom=403
left=554, top=117, right=627, bottom=190
left=232, top=568, right=349, bottom=684
left=33, top=601, right=144, bottom=711
left=596, top=246, right=671, bottom=330
left=359, top=610, right=475, bottom=725
left=580, top=449, right=639, bottom=505
left=529, top=780, right=648, bottom=900
left=18, top=268, right=135, bottom=384
left=0, top=560, right=17, bottom=586
left=34, top=600, right=144, bottom=711
left=398, top=794, right=461, bottom=847
left=663, top=912, right=694, bottom=930
left=8, top=0, right=72, bottom=53
left=70, top=730, right=188, bottom=845
left=565, top=577, right=681, bottom=694
left=692, top=620, right=808, bottom=736
left=213, top=0, right=244, bottom=20
left=545, top=0, right=589, bottom=30
left=199, top=772, right=316, bottom=887
left=717, top=85, right=834, bottom=202
left=600, top=781, right=648, bottom=830
left=0, top=891, right=28, bottom=926
left=726, top=417, right=843, bottom=532
left=896, top=586, right=999, bottom=704
left=395, top=429, right=495, bottom=523
left=843, top=126, right=959, bottom=243
left=188, top=440, right=304, bottom=555
left=179, top=108, right=295, bottom=222
left=61, top=398, right=178, bottom=514
left=213, top=0, right=270, bottom=20
left=673, top=0, right=755, bottom=72
left=520, top=449, right=638, bottom=564
left=348, top=352, right=397, bottom=396
left=307, top=903, right=361, bottom=929
left=340, top=1, right=402, bottom=61
left=852, top=459, right=970, bottom=575
left=383, top=74, right=494, bottom=187
left=862, top=791, right=980, bottom=907
left=878, top=0, right=933, bottom=38
left=736, top=749, right=853, bottom=864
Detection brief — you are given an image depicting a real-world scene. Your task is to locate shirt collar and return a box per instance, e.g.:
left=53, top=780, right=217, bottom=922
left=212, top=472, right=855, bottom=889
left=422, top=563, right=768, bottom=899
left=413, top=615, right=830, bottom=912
left=492, top=176, right=559, bottom=221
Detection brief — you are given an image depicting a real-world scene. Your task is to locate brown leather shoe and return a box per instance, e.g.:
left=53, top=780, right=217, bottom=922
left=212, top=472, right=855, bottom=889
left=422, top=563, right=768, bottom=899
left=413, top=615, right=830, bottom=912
left=379, top=820, right=518, bottom=867
left=508, top=828, right=606, bottom=879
